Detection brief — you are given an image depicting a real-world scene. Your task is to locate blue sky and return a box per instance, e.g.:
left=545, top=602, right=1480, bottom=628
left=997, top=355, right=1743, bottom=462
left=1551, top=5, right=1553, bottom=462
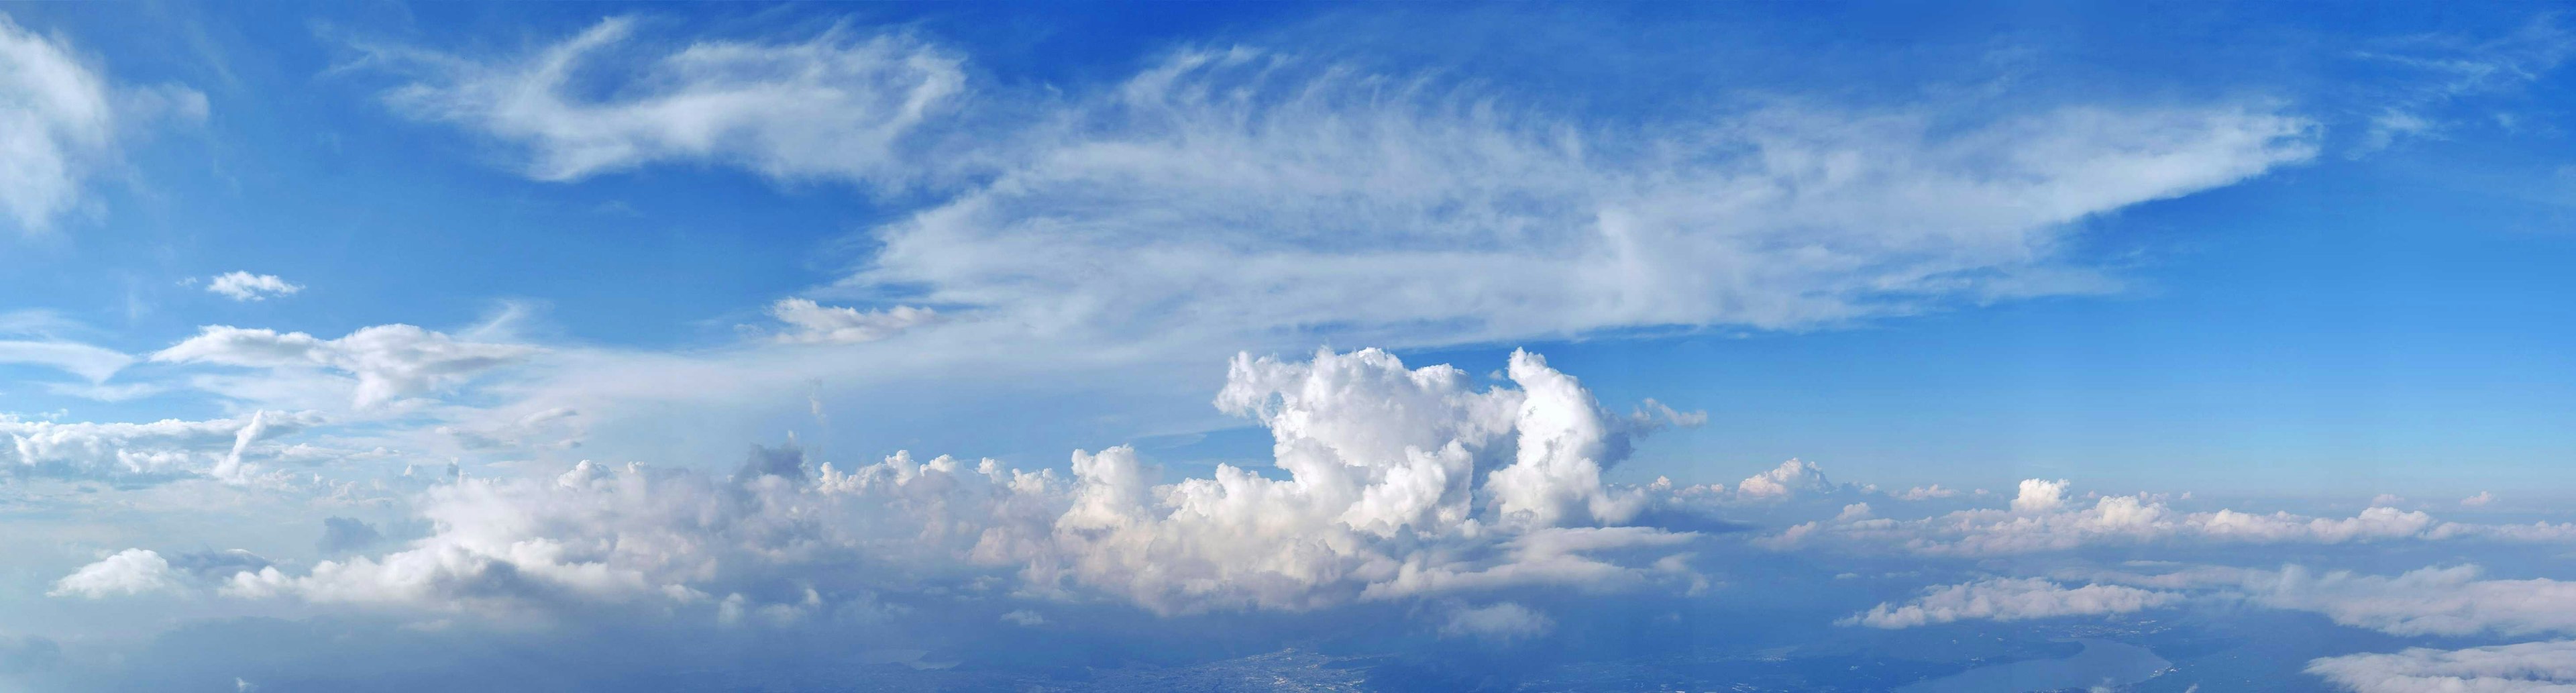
left=4, top=3, right=2576, bottom=691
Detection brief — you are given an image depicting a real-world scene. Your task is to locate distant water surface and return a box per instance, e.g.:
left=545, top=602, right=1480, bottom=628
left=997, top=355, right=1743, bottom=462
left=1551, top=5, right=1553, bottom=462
left=1894, top=639, right=2171, bottom=693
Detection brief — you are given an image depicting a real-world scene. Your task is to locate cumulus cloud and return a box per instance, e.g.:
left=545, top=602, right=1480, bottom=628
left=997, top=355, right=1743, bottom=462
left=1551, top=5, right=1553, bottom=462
left=203, top=272, right=305, bottom=301
left=2011, top=478, right=2071, bottom=513
left=2308, top=640, right=2576, bottom=693
left=1735, top=459, right=1835, bottom=500
left=0, top=15, right=205, bottom=233
left=368, top=16, right=966, bottom=187
left=2465, top=491, right=2498, bottom=507
left=1843, top=577, right=2181, bottom=629
left=48, top=549, right=182, bottom=598
left=766, top=299, right=939, bottom=344
left=1894, top=484, right=1959, bottom=501
left=152, top=324, right=539, bottom=408
left=140, top=349, right=1701, bottom=622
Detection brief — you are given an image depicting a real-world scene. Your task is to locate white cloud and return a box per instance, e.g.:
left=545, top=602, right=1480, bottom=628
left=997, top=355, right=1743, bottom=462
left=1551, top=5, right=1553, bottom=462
left=0, top=15, right=204, bottom=233
left=1735, top=459, right=1833, bottom=500
left=998, top=609, right=1045, bottom=627
left=1438, top=602, right=1554, bottom=643
left=2308, top=640, right=2576, bottom=693
left=1, top=411, right=318, bottom=483
left=152, top=324, right=539, bottom=408
left=1753, top=476, right=2576, bottom=556
left=48, top=549, right=182, bottom=598
left=1895, top=484, right=1960, bottom=501
left=184, top=349, right=1701, bottom=621
left=2465, top=491, right=2497, bottom=507
left=1843, top=577, right=2180, bottom=629
left=2255, top=565, right=2576, bottom=637
left=203, top=272, right=305, bottom=302
left=846, top=48, right=2317, bottom=350
left=2012, top=478, right=2071, bottom=513
left=0, top=339, right=131, bottom=382
left=766, top=299, right=938, bottom=344
left=370, top=16, right=965, bottom=186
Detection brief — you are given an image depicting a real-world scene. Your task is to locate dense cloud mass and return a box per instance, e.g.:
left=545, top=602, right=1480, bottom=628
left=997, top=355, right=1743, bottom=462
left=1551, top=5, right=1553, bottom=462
left=87, top=349, right=1704, bottom=623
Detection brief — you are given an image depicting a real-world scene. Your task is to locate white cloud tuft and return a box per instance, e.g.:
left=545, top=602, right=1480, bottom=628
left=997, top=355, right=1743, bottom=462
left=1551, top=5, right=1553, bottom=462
left=2012, top=478, right=2072, bottom=513
left=1736, top=459, right=1833, bottom=500
left=2465, top=491, right=2497, bottom=507
left=767, top=299, right=938, bottom=344
left=203, top=272, right=305, bottom=301
left=49, top=549, right=182, bottom=598
left=1843, top=577, right=2181, bottom=629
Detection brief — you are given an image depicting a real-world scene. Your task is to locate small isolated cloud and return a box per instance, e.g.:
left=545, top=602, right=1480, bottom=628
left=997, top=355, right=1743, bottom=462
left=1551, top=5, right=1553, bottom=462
left=2464, top=492, right=2496, bottom=507
left=767, top=299, right=938, bottom=344
left=1438, top=602, right=1554, bottom=643
left=1896, top=484, right=1960, bottom=501
left=1736, top=459, right=1833, bottom=500
left=2012, top=478, right=2072, bottom=513
left=1843, top=577, right=2181, bottom=629
left=998, top=609, right=1045, bottom=626
left=203, top=272, right=304, bottom=301
left=2373, top=494, right=2405, bottom=506
left=48, top=549, right=182, bottom=598
left=2308, top=640, right=2576, bottom=693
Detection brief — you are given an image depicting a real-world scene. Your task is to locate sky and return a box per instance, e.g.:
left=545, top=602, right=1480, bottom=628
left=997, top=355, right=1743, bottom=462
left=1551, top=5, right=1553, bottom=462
left=3, top=3, right=2575, bottom=692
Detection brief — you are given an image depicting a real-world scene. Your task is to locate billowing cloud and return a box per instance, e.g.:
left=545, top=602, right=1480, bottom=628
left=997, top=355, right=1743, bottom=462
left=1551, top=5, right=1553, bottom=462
left=2308, top=640, right=2576, bottom=693
left=1842, top=577, right=2181, bottom=629
left=203, top=272, right=305, bottom=301
left=137, top=348, right=1699, bottom=621
left=766, top=299, right=938, bottom=344
left=152, top=324, right=539, bottom=408
left=1735, top=459, right=1834, bottom=500
left=370, top=16, right=966, bottom=186
left=48, top=549, right=182, bottom=598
